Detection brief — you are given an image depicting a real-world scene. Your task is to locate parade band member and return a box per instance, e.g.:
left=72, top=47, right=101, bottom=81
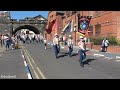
left=53, top=33, right=59, bottom=59
left=5, top=36, right=10, bottom=50
left=67, top=35, right=74, bottom=57
left=44, top=38, right=47, bottom=49
left=78, top=36, right=86, bottom=67
left=11, top=35, right=15, bottom=50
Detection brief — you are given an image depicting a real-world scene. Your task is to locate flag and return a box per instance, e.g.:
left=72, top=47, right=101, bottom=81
left=65, top=21, right=72, bottom=32
left=70, top=19, right=73, bottom=32
left=62, top=22, right=70, bottom=32
left=52, top=19, right=58, bottom=32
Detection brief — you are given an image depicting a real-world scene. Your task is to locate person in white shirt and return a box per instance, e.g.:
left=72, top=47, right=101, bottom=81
left=101, top=38, right=109, bottom=52
left=29, top=34, right=32, bottom=43
left=44, top=38, right=47, bottom=49
left=67, top=35, right=74, bottom=57
left=53, top=33, right=59, bottom=59
left=11, top=35, right=15, bottom=50
left=22, top=34, right=26, bottom=44
left=78, top=36, right=86, bottom=67
left=35, top=35, right=39, bottom=43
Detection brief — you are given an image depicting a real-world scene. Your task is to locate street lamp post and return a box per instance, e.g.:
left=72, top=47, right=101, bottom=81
left=74, top=26, right=76, bottom=46
left=74, top=11, right=77, bottom=46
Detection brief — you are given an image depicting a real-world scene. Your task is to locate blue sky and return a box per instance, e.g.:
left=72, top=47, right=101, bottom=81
left=10, top=11, right=48, bottom=20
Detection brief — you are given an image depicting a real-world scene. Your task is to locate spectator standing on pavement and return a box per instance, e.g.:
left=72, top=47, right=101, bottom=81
left=101, top=38, right=109, bottom=52
left=78, top=36, right=86, bottom=67
left=2, top=35, right=5, bottom=45
left=67, top=35, right=74, bottom=57
left=5, top=36, right=10, bottom=50
left=53, top=33, right=59, bottom=59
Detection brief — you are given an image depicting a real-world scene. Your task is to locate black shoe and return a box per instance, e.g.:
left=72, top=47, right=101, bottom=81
left=80, top=64, right=84, bottom=67
left=80, top=62, right=84, bottom=67
left=56, top=56, right=58, bottom=59
left=69, top=55, right=71, bottom=57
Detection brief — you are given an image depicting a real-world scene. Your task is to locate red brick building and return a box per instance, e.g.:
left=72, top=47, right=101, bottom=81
left=46, top=11, right=65, bottom=41
left=46, top=11, right=120, bottom=45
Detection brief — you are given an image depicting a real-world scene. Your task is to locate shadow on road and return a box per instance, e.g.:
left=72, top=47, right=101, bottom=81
left=60, top=52, right=68, bottom=54
left=83, top=59, right=96, bottom=65
left=58, top=54, right=68, bottom=58
left=72, top=53, right=78, bottom=57
left=85, top=50, right=90, bottom=52
left=46, top=48, right=52, bottom=49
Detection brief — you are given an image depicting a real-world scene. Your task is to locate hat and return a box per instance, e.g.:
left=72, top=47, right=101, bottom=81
left=69, top=35, right=72, bottom=37
left=80, top=36, right=83, bottom=39
left=55, top=33, right=58, bottom=36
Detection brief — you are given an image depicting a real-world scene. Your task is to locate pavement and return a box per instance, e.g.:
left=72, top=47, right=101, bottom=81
left=0, top=46, right=5, bottom=53
left=0, top=45, right=28, bottom=79
left=47, top=41, right=120, bottom=61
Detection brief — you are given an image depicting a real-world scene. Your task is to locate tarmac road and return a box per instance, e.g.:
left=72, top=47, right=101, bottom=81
left=23, top=42, right=120, bottom=79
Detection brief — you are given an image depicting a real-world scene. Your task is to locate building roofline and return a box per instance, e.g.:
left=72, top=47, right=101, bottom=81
left=33, top=15, right=48, bottom=21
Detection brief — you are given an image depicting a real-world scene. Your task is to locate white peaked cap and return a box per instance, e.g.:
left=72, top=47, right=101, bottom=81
left=80, top=36, right=83, bottom=39
left=69, top=35, right=71, bottom=37
left=55, top=33, right=58, bottom=36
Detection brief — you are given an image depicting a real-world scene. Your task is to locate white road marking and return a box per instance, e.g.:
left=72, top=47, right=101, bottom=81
left=20, top=48, right=32, bottom=79
left=116, top=60, right=120, bottom=62
left=104, top=57, right=114, bottom=60
left=22, top=54, right=24, bottom=59
left=93, top=54, right=104, bottom=57
left=27, top=73, right=32, bottom=79
left=116, top=56, right=120, bottom=59
left=24, top=61, right=27, bottom=66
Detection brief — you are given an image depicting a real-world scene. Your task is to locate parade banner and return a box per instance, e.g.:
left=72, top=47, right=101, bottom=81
left=52, top=18, right=58, bottom=32
left=78, top=16, right=91, bottom=34
left=46, top=20, right=55, bottom=34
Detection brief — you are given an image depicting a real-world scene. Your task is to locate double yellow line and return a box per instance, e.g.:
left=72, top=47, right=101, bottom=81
left=23, top=46, right=46, bottom=79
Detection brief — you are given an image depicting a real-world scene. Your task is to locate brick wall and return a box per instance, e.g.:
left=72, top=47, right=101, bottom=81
left=91, top=11, right=117, bottom=37
left=47, top=11, right=120, bottom=42
left=92, top=45, right=120, bottom=53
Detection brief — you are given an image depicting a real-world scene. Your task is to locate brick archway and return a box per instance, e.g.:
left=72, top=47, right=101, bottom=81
left=12, top=25, right=40, bottom=35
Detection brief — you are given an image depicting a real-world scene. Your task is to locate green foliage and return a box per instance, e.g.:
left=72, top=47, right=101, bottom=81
left=107, top=36, right=117, bottom=45
left=117, top=40, right=120, bottom=46
left=90, top=36, right=104, bottom=45
left=90, top=36, right=119, bottom=46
